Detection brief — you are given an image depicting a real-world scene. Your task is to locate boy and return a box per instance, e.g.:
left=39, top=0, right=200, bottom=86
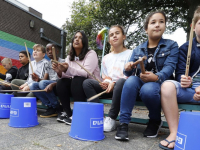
left=30, top=43, right=64, bottom=118
left=0, top=58, right=18, bottom=91
left=159, top=6, right=200, bottom=150
left=16, top=44, right=48, bottom=97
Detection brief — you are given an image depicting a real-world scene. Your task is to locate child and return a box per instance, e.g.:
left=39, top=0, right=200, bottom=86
left=52, top=31, right=101, bottom=125
left=19, top=44, right=48, bottom=95
left=159, top=6, right=200, bottom=150
left=30, top=43, right=65, bottom=118
left=83, top=25, right=132, bottom=132
left=115, top=10, right=179, bottom=141
left=0, top=58, right=18, bottom=91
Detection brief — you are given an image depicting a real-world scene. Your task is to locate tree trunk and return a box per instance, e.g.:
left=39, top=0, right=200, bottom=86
left=186, top=0, right=200, bottom=40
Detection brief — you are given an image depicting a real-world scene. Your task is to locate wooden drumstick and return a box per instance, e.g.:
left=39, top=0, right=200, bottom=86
left=132, top=56, right=147, bottom=66
left=0, top=80, right=20, bottom=88
left=185, top=20, right=194, bottom=76
left=24, top=42, right=34, bottom=74
left=0, top=90, right=46, bottom=93
left=75, top=61, right=102, bottom=83
left=88, top=90, right=107, bottom=101
left=52, top=46, right=57, bottom=61
left=139, top=61, right=146, bottom=74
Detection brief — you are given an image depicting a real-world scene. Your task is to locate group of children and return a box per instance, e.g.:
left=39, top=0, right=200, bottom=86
left=0, top=6, right=200, bottom=150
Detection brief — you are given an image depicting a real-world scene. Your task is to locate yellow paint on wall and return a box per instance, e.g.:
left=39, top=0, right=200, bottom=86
left=0, top=65, right=6, bottom=75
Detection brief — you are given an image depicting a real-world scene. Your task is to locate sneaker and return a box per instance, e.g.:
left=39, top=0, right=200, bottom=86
left=64, top=116, right=72, bottom=125
left=57, top=112, right=67, bottom=123
left=40, top=107, right=57, bottom=118
left=104, top=117, right=116, bottom=132
left=143, top=119, right=163, bottom=138
left=115, top=123, right=129, bottom=141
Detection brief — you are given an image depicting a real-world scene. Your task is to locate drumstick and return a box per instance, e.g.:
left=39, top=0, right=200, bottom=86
left=24, top=42, right=34, bottom=74
left=88, top=90, right=107, bottom=101
left=132, top=56, right=147, bottom=66
left=52, top=47, right=57, bottom=61
left=185, top=20, right=194, bottom=76
left=139, top=61, right=146, bottom=74
left=0, top=90, right=46, bottom=93
left=75, top=61, right=102, bottom=83
left=0, top=80, right=20, bottom=88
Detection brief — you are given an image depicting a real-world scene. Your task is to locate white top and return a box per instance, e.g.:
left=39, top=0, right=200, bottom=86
left=101, top=50, right=132, bottom=82
left=26, top=58, right=49, bottom=87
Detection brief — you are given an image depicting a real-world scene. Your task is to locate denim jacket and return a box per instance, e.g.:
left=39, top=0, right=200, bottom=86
left=124, top=38, right=179, bottom=84
left=175, top=37, right=200, bottom=82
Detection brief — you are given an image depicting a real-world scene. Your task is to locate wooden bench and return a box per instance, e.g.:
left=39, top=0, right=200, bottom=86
left=37, top=98, right=200, bottom=128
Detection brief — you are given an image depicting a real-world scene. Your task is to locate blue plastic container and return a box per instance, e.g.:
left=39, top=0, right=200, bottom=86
left=0, top=93, right=13, bottom=118
left=175, top=112, right=200, bottom=150
left=69, top=102, right=105, bottom=141
left=8, top=97, right=39, bottom=128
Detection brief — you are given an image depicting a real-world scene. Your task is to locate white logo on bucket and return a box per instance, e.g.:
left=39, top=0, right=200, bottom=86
left=24, top=102, right=31, bottom=107
left=175, top=132, right=187, bottom=150
left=0, top=103, right=10, bottom=110
left=10, top=108, right=19, bottom=117
left=90, top=118, right=103, bottom=128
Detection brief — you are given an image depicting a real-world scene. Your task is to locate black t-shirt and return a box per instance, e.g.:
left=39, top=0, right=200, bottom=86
left=146, top=47, right=157, bottom=74
left=0, top=66, right=18, bottom=82
left=15, top=63, right=29, bottom=80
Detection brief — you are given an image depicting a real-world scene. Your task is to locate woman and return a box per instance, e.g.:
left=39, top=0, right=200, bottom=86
left=83, top=25, right=132, bottom=132
left=52, top=31, right=101, bottom=125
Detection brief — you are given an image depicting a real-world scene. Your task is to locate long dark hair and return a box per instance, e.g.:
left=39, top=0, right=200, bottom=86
left=69, top=31, right=90, bottom=61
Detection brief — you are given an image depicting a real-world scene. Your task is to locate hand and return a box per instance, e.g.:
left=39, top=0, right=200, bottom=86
left=124, top=62, right=136, bottom=71
left=106, top=82, right=115, bottom=93
left=32, top=73, right=40, bottom=82
left=100, top=82, right=109, bottom=90
left=19, top=83, right=28, bottom=90
left=44, top=83, right=55, bottom=93
left=22, top=85, right=30, bottom=91
left=180, top=75, right=192, bottom=88
left=193, top=86, right=200, bottom=101
left=140, top=71, right=158, bottom=82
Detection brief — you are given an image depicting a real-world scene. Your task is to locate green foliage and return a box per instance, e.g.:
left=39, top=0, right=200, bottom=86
left=62, top=0, right=200, bottom=56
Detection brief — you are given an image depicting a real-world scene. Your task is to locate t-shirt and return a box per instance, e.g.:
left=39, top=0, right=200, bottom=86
left=102, top=50, right=132, bottom=82
left=44, top=58, right=65, bottom=81
left=146, top=47, right=157, bottom=74
left=15, top=63, right=29, bottom=80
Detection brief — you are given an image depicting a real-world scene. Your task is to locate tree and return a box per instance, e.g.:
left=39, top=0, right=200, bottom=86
left=63, top=0, right=200, bottom=56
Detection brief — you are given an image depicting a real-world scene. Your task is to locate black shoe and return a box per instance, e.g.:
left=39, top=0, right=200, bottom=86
left=64, top=116, right=72, bottom=125
left=40, top=107, right=57, bottom=118
left=143, top=119, right=163, bottom=138
left=57, top=112, right=67, bottom=123
left=115, top=123, right=129, bottom=141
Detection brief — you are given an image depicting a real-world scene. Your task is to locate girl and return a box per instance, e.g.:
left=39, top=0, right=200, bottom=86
left=115, top=10, right=179, bottom=141
left=52, top=31, right=101, bottom=125
left=83, top=25, right=132, bottom=132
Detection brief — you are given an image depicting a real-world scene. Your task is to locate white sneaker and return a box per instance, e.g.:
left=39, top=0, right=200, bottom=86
left=104, top=117, right=116, bottom=132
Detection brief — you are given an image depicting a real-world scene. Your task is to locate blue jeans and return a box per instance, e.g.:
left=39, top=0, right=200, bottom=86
left=167, top=80, right=200, bottom=103
left=119, top=76, right=161, bottom=124
left=30, top=80, right=59, bottom=108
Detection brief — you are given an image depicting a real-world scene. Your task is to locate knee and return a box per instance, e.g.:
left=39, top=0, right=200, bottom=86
left=140, top=83, right=160, bottom=100
left=30, top=82, right=39, bottom=90
left=161, top=81, right=176, bottom=96
left=38, top=80, right=46, bottom=89
left=123, top=76, right=140, bottom=90
left=83, top=79, right=93, bottom=89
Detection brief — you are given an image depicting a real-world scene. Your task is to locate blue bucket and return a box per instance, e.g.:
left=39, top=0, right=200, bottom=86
left=0, top=94, right=13, bottom=118
left=175, top=112, right=200, bottom=150
left=69, top=102, right=105, bottom=141
left=8, top=97, right=39, bottom=128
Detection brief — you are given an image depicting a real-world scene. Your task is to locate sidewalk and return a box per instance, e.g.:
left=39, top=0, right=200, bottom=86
left=0, top=105, right=169, bottom=150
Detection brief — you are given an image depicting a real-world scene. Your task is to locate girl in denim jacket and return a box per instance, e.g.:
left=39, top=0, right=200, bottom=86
left=115, top=10, right=179, bottom=141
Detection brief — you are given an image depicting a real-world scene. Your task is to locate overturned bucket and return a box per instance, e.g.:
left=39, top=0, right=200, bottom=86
left=8, top=97, right=39, bottom=128
left=0, top=93, right=13, bottom=118
left=69, top=102, right=105, bottom=141
left=175, top=112, right=200, bottom=150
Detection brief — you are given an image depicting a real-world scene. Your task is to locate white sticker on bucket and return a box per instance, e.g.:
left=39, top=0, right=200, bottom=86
left=90, top=117, right=103, bottom=128
left=24, top=102, right=31, bottom=107
left=0, top=103, right=10, bottom=110
left=175, top=132, right=187, bottom=150
left=10, top=108, right=19, bottom=117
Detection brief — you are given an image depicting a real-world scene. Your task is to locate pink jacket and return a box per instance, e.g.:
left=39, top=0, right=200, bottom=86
left=61, top=50, right=102, bottom=81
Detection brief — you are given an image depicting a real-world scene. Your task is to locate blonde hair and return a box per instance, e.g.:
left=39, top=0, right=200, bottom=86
left=33, top=44, right=46, bottom=53
left=193, top=6, right=200, bottom=25
left=1, top=58, right=12, bottom=65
